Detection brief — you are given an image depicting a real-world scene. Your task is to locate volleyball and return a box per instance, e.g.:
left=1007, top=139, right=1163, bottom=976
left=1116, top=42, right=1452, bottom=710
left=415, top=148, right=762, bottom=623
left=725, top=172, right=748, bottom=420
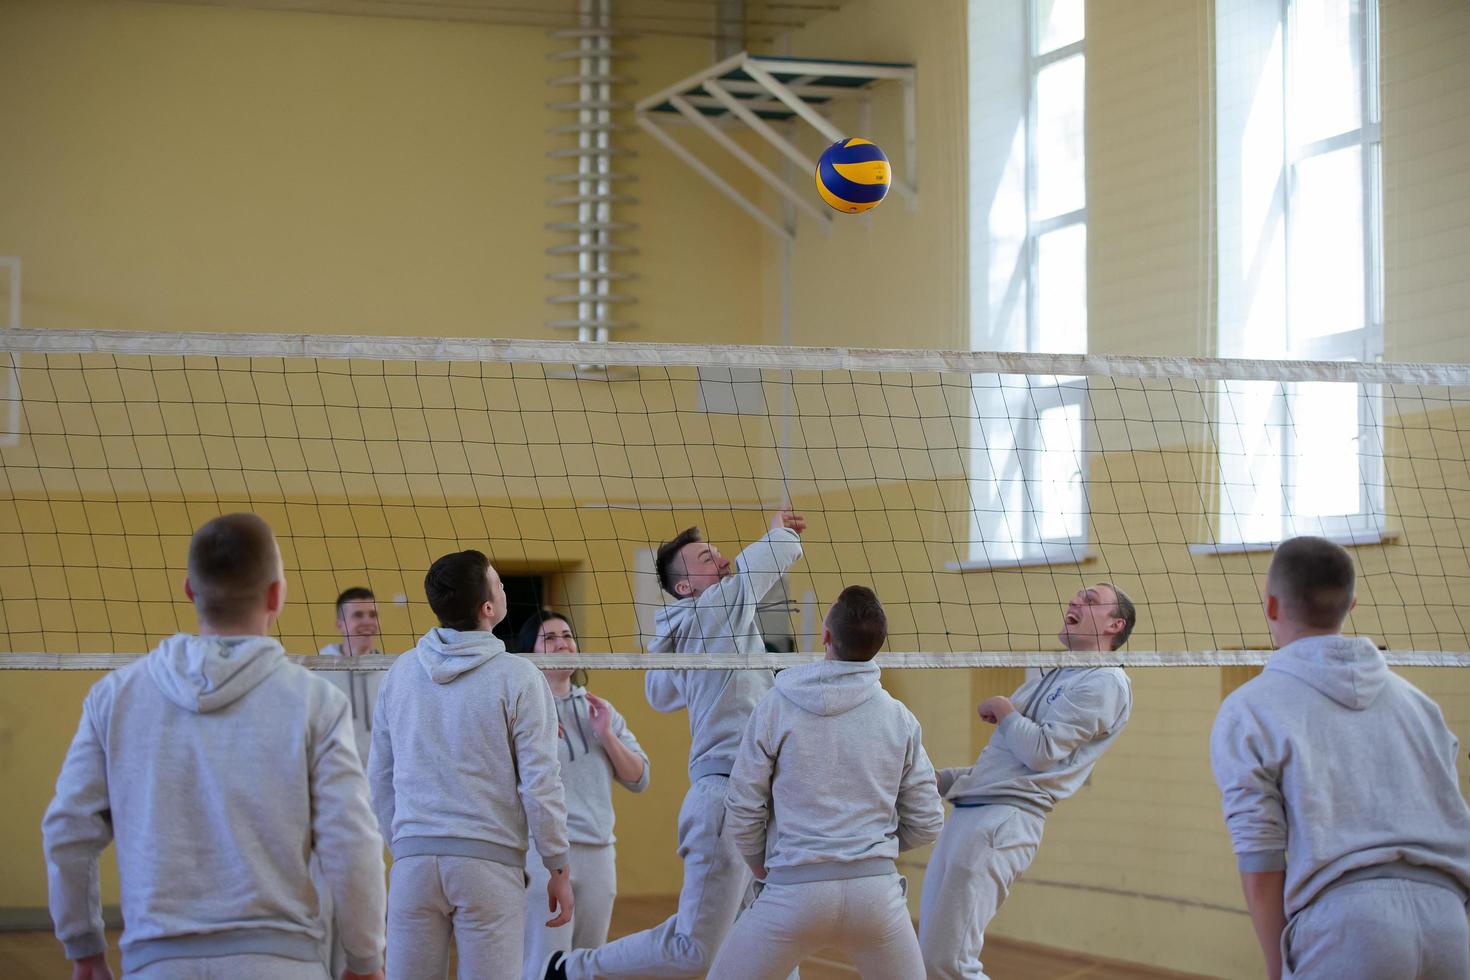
left=814, top=137, right=891, bottom=214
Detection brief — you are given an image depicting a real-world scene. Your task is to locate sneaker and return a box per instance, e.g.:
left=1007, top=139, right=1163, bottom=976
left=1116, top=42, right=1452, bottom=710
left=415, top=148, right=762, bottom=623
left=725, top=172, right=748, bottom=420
left=544, top=951, right=568, bottom=980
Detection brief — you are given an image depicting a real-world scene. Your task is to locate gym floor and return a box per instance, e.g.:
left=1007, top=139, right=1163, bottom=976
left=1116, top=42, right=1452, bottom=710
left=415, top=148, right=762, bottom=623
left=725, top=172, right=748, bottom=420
left=0, top=896, right=1213, bottom=979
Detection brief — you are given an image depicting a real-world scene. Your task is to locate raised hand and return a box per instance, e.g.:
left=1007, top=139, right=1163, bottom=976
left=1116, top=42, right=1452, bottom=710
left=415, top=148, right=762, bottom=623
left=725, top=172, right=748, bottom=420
left=977, top=695, right=1015, bottom=725
left=586, top=692, right=613, bottom=741
left=771, top=508, right=807, bottom=535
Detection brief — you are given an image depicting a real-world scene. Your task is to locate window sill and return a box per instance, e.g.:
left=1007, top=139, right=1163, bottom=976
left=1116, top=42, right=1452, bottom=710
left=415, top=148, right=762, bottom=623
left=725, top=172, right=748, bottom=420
left=1188, top=528, right=1398, bottom=556
left=947, top=547, right=1096, bottom=572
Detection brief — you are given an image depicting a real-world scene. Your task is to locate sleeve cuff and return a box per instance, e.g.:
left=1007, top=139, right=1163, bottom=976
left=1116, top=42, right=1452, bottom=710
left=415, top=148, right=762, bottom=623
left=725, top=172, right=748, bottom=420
left=541, top=850, right=571, bottom=872
left=346, top=953, right=386, bottom=975
left=63, top=934, right=108, bottom=960
left=1237, top=849, right=1287, bottom=873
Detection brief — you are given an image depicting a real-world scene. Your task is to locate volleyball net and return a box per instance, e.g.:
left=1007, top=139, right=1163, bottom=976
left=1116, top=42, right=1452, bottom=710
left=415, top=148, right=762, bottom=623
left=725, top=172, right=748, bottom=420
left=1, top=328, right=1467, bottom=669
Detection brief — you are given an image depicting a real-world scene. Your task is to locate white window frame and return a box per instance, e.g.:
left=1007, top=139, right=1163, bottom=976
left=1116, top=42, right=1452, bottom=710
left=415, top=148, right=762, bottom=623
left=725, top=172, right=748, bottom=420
left=1212, top=0, right=1385, bottom=549
left=963, top=0, right=1090, bottom=570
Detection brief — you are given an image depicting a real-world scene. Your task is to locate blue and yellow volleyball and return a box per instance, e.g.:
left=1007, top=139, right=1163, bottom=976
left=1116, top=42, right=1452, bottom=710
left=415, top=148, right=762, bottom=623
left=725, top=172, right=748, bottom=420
left=815, top=137, right=891, bottom=214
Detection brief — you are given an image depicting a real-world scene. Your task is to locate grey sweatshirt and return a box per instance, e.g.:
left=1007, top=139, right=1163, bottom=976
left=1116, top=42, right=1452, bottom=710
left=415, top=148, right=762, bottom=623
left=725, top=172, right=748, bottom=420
left=42, top=634, right=386, bottom=974
left=1210, top=634, right=1470, bottom=917
left=725, top=660, right=944, bottom=884
left=369, top=627, right=570, bottom=870
left=548, top=686, right=650, bottom=846
left=937, top=666, right=1132, bottom=817
left=316, top=642, right=383, bottom=765
left=645, top=527, right=803, bottom=780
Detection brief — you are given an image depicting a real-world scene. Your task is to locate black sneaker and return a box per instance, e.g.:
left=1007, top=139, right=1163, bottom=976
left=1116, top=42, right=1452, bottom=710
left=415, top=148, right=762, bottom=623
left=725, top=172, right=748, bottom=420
left=544, top=952, right=568, bottom=980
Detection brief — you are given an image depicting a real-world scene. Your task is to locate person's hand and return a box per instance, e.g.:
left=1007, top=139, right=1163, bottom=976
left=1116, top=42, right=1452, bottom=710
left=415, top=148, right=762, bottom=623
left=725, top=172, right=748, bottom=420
left=586, top=692, right=613, bottom=741
left=771, top=508, right=806, bottom=535
left=745, top=857, right=768, bottom=881
left=342, top=970, right=385, bottom=980
left=71, top=955, right=114, bottom=980
left=977, top=695, right=1015, bottom=725
left=546, top=866, right=575, bottom=927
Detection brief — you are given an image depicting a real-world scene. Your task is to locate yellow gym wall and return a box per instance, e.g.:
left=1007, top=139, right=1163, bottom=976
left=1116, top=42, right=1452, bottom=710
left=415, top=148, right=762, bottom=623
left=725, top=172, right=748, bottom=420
left=747, top=0, right=1470, bottom=977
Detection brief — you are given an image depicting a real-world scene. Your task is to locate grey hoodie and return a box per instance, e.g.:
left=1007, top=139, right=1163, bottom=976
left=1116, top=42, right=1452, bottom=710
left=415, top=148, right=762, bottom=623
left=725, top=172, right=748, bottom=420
left=1211, top=634, right=1470, bottom=917
left=645, top=527, right=803, bottom=780
left=42, top=634, right=386, bottom=974
left=546, top=686, right=650, bottom=846
left=937, top=666, right=1132, bottom=817
left=725, top=660, right=944, bottom=884
left=369, top=627, right=570, bottom=870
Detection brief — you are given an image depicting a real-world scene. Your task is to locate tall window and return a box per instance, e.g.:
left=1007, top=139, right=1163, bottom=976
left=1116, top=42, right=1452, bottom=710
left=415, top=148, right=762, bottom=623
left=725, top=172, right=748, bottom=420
left=1215, top=0, right=1383, bottom=546
left=967, top=0, right=1088, bottom=566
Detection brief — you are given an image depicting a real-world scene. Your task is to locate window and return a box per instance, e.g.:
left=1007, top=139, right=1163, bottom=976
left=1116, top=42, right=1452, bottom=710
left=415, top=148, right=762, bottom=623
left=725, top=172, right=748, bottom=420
left=1214, top=0, right=1383, bottom=547
left=966, top=0, right=1088, bottom=567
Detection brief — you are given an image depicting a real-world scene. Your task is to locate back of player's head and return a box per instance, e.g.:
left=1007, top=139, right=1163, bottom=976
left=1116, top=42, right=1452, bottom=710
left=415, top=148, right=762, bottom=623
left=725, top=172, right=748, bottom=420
left=655, top=526, right=703, bottom=598
left=1267, top=536, right=1356, bottom=629
left=424, top=549, right=492, bottom=631
left=335, top=586, right=375, bottom=616
left=827, top=585, right=888, bottom=662
left=515, top=608, right=577, bottom=654
left=1101, top=582, right=1137, bottom=650
left=187, top=513, right=281, bottom=625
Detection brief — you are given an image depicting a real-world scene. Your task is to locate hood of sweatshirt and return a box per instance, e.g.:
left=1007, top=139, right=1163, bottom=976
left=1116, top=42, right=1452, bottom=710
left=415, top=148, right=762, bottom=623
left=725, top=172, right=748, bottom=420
left=415, top=627, right=506, bottom=684
left=145, top=633, right=286, bottom=714
left=774, top=659, right=882, bottom=716
left=1265, top=634, right=1388, bottom=710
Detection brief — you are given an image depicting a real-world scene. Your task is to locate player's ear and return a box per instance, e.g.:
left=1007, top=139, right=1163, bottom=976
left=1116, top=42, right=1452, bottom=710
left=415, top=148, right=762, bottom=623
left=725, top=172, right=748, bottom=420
left=182, top=576, right=195, bottom=603
left=675, top=579, right=693, bottom=597
left=1264, top=593, right=1280, bottom=621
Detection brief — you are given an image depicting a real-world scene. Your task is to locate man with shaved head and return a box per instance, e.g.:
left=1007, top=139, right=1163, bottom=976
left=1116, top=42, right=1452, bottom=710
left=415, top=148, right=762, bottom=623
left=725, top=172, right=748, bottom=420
left=1211, top=536, right=1470, bottom=979
left=919, top=583, right=1136, bottom=979
left=43, top=513, right=387, bottom=980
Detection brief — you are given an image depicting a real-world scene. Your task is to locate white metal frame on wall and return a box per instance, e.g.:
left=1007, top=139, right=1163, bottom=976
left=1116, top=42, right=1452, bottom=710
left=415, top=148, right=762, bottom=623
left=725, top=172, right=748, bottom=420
left=635, top=52, right=917, bottom=240
left=546, top=0, right=638, bottom=342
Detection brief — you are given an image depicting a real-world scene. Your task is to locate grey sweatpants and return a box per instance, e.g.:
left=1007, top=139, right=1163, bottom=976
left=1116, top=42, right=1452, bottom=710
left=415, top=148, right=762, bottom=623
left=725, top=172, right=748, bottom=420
left=130, top=956, right=327, bottom=979
left=522, top=842, right=619, bottom=980
left=707, top=873, right=922, bottom=980
left=387, top=853, right=525, bottom=980
left=562, top=775, right=750, bottom=980
left=918, top=803, right=1045, bottom=980
left=1284, top=877, right=1470, bottom=979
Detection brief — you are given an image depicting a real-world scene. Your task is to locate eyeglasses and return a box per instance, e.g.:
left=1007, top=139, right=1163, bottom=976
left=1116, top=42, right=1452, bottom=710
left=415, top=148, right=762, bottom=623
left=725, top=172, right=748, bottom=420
left=540, top=631, right=576, bottom=643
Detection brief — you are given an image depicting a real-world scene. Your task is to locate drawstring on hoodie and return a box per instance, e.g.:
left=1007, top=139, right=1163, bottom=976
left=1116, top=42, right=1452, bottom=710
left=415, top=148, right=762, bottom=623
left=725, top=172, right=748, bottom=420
left=558, top=693, right=592, bottom=760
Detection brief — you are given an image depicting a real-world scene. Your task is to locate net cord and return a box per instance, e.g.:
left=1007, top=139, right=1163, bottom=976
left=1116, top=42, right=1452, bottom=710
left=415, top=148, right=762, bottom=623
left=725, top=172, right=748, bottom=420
left=4, top=327, right=1470, bottom=386
left=3, top=650, right=1468, bottom=670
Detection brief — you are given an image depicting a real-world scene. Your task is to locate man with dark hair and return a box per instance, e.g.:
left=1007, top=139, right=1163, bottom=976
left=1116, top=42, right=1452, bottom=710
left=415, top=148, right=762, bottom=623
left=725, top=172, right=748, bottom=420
left=44, top=513, right=387, bottom=980
left=370, top=550, right=572, bottom=980
left=919, top=583, right=1135, bottom=979
left=550, top=510, right=805, bottom=980
left=710, top=586, right=943, bottom=978
left=1211, top=537, right=1470, bottom=979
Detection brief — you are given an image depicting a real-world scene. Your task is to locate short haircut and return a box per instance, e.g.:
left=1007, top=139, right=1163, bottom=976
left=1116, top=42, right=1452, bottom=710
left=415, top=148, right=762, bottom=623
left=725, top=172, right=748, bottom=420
left=335, top=586, right=375, bottom=617
left=515, top=609, right=578, bottom=655
left=655, top=527, right=703, bottom=598
left=1100, top=582, right=1137, bottom=651
left=424, top=550, right=493, bottom=632
left=1268, top=536, right=1356, bottom=629
left=187, top=513, right=280, bottom=625
left=827, top=585, right=888, bottom=662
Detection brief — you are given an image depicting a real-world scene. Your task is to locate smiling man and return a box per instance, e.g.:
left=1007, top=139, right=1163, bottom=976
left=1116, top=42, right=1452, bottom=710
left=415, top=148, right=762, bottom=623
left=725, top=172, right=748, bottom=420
left=918, top=583, right=1137, bottom=980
